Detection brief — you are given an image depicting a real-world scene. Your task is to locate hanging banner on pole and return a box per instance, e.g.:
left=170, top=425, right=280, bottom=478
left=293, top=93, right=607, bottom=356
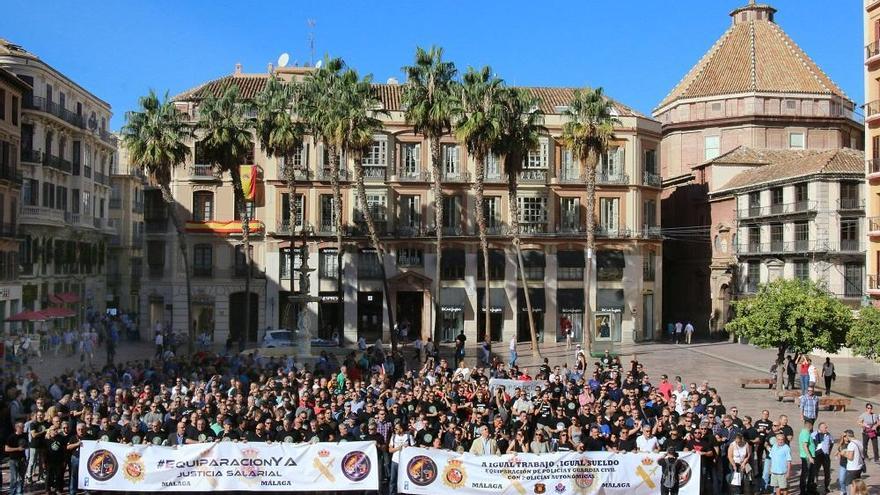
left=79, top=440, right=378, bottom=492
left=398, top=447, right=700, bottom=495
left=240, top=165, right=260, bottom=201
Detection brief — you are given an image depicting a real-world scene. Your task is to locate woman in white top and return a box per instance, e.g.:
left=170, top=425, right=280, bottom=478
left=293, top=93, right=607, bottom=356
left=388, top=422, right=412, bottom=495
left=807, top=358, right=819, bottom=388
left=726, top=433, right=752, bottom=494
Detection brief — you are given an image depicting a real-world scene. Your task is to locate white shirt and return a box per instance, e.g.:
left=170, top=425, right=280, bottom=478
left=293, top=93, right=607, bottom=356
left=510, top=338, right=517, bottom=351
left=684, top=323, right=694, bottom=334
left=846, top=440, right=864, bottom=471
left=390, top=433, right=411, bottom=463
left=675, top=322, right=683, bottom=333
left=637, top=435, right=660, bottom=453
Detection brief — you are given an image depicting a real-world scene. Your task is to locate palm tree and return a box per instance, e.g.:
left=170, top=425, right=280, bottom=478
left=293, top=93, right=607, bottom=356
left=495, top=87, right=546, bottom=356
left=337, top=68, right=398, bottom=351
left=453, top=66, right=505, bottom=351
left=561, top=88, right=620, bottom=353
left=254, top=76, right=306, bottom=333
left=122, top=91, right=195, bottom=353
left=401, top=46, right=458, bottom=343
left=196, top=85, right=256, bottom=351
left=301, top=57, right=348, bottom=342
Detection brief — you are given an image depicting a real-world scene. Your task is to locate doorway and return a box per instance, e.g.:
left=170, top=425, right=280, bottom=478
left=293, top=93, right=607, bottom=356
left=229, top=292, right=258, bottom=343
left=396, top=291, right=423, bottom=342
left=643, top=294, right=654, bottom=341
left=357, top=291, right=384, bottom=342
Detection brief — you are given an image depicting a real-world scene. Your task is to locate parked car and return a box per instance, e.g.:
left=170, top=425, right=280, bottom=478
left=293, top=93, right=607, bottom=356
left=261, top=329, right=296, bottom=348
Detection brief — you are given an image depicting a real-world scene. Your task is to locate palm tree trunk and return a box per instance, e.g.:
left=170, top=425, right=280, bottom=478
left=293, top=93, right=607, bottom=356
left=352, top=157, right=397, bottom=352
left=473, top=155, right=490, bottom=363
left=160, top=185, right=194, bottom=355
left=328, top=144, right=345, bottom=344
left=506, top=165, right=539, bottom=356
left=230, top=167, right=252, bottom=352
left=430, top=137, right=443, bottom=344
left=583, top=153, right=598, bottom=354
left=285, top=159, right=300, bottom=334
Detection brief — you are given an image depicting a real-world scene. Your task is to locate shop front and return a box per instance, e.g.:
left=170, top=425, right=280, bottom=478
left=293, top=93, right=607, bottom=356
left=596, top=288, right=624, bottom=343
left=477, top=288, right=505, bottom=342
left=557, top=288, right=584, bottom=343
left=439, top=287, right=467, bottom=343
left=517, top=288, right=545, bottom=343
left=357, top=291, right=384, bottom=342
left=318, top=292, right=340, bottom=339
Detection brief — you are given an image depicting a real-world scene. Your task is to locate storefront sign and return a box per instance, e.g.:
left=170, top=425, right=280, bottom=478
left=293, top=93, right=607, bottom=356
left=480, top=307, right=503, bottom=313
left=398, top=447, right=700, bottom=495
left=441, top=306, right=463, bottom=313
left=78, top=440, right=378, bottom=492
left=597, top=307, right=623, bottom=314
left=319, top=295, right=340, bottom=303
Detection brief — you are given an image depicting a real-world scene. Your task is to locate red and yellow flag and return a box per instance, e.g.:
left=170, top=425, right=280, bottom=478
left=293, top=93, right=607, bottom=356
left=185, top=220, right=264, bottom=234
left=240, top=165, right=260, bottom=201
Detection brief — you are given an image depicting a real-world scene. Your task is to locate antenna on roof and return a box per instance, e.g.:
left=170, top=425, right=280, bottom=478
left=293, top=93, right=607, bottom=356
left=277, top=52, right=290, bottom=68
left=307, top=19, right=316, bottom=67
left=315, top=59, right=323, bottom=69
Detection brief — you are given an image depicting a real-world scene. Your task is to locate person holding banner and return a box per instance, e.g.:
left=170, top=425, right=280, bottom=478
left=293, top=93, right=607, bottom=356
left=659, top=447, right=689, bottom=495
left=389, top=422, right=413, bottom=495
left=4, top=420, right=28, bottom=495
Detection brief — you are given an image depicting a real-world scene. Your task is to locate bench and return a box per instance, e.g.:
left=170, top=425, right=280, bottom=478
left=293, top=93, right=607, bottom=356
left=777, top=390, right=823, bottom=402
left=818, top=397, right=851, bottom=412
left=740, top=378, right=774, bottom=389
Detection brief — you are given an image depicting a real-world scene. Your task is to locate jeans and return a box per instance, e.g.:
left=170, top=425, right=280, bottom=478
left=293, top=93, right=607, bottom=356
left=762, top=457, right=771, bottom=487
left=799, top=374, right=809, bottom=395
left=388, top=461, right=398, bottom=495
left=69, top=454, right=79, bottom=495
left=9, top=458, right=25, bottom=495
left=509, top=350, right=517, bottom=367
left=838, top=464, right=847, bottom=493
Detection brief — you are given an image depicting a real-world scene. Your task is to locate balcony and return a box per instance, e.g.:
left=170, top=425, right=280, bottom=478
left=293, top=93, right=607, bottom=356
left=277, top=163, right=311, bottom=181
left=99, top=129, right=116, bottom=146
left=869, top=159, right=880, bottom=180
left=275, top=220, right=310, bottom=235
left=43, top=153, right=72, bottom=173
left=867, top=40, right=880, bottom=64
left=109, top=197, right=122, bottom=210
left=596, top=172, right=629, bottom=185
left=868, top=274, right=880, bottom=296
left=397, top=168, right=431, bottom=182
left=838, top=198, right=864, bottom=210
left=351, top=220, right=388, bottom=236
left=866, top=100, right=880, bottom=124
left=0, top=223, right=17, bottom=238
left=643, top=172, right=662, bottom=188
left=442, top=171, right=470, bottom=183
left=20, top=149, right=42, bottom=165
left=737, top=200, right=817, bottom=220
left=442, top=226, right=464, bottom=236
left=736, top=240, right=823, bottom=255
left=395, top=226, right=425, bottom=237
left=834, top=240, right=864, bottom=253
left=362, top=166, right=387, bottom=181
left=485, top=173, right=508, bottom=184
left=316, top=167, right=349, bottom=181
left=23, top=95, right=85, bottom=129
left=558, top=169, right=583, bottom=184
left=518, top=169, right=548, bottom=184
left=20, top=205, right=64, bottom=225
left=94, top=171, right=109, bottom=186
left=0, top=166, right=22, bottom=184
left=191, top=164, right=220, bottom=179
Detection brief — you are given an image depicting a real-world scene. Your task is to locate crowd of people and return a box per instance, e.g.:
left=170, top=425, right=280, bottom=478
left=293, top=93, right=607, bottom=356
left=0, top=337, right=877, bottom=495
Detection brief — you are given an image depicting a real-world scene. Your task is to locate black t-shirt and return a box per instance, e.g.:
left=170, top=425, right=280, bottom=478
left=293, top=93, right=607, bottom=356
left=145, top=430, right=166, bottom=445
left=5, top=432, right=28, bottom=459
left=219, top=429, right=241, bottom=442
left=666, top=436, right=687, bottom=453
left=96, top=427, right=118, bottom=443
left=617, top=436, right=637, bottom=453
left=189, top=428, right=215, bottom=443
left=29, top=421, right=48, bottom=449
left=123, top=428, right=144, bottom=445
left=584, top=436, right=606, bottom=451
left=45, top=432, right=69, bottom=461
left=279, top=428, right=302, bottom=443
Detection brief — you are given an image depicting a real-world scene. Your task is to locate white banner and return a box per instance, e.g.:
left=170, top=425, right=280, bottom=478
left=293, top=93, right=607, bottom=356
left=79, top=440, right=379, bottom=492
left=488, top=379, right=548, bottom=396
left=398, top=447, right=700, bottom=495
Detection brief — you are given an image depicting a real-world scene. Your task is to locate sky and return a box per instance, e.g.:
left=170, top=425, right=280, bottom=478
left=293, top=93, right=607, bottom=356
left=0, top=0, right=864, bottom=130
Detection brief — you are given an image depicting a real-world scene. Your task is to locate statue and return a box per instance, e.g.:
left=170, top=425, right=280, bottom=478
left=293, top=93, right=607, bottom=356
left=293, top=307, right=313, bottom=360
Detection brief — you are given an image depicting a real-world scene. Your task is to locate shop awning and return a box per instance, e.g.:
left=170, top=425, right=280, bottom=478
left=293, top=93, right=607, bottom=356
left=440, top=287, right=467, bottom=313
left=41, top=307, right=76, bottom=318
left=558, top=288, right=585, bottom=314
left=518, top=288, right=545, bottom=313
left=478, top=288, right=507, bottom=313
left=49, top=292, right=80, bottom=304
left=6, top=310, right=49, bottom=322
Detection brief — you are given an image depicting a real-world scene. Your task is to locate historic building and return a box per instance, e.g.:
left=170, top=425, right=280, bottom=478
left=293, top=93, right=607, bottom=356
left=656, top=1, right=862, bottom=336
left=0, top=67, right=29, bottom=328
left=706, top=147, right=864, bottom=325
left=865, top=0, right=880, bottom=302
left=108, top=139, right=145, bottom=313
left=0, top=39, right=116, bottom=315
left=141, top=64, right=663, bottom=347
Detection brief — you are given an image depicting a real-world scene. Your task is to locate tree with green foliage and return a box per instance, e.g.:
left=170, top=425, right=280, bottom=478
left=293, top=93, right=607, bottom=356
left=727, top=279, right=851, bottom=393
left=848, top=306, right=880, bottom=361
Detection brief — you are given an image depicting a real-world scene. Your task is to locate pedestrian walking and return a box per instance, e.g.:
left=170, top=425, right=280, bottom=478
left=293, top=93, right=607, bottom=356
left=842, top=429, right=866, bottom=491
left=509, top=335, right=517, bottom=367
left=858, top=402, right=879, bottom=462
left=821, top=357, right=835, bottom=396
left=684, top=322, right=694, bottom=344
left=674, top=321, right=683, bottom=344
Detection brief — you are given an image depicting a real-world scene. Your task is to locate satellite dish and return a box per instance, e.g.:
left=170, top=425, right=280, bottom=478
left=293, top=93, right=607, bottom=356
left=277, top=53, right=290, bottom=68
left=315, top=59, right=322, bottom=69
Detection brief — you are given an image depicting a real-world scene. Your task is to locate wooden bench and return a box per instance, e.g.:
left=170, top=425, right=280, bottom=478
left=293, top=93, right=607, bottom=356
left=740, top=378, right=774, bottom=389
left=818, top=397, right=851, bottom=412
left=777, top=390, right=823, bottom=402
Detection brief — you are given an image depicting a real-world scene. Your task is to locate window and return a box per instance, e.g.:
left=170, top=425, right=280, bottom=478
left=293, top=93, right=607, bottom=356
left=192, top=191, right=213, bottom=222
left=442, top=195, right=461, bottom=233
left=233, top=245, right=254, bottom=276
left=840, top=218, right=859, bottom=251
left=770, top=224, right=784, bottom=251
left=484, top=197, right=499, bottom=230
left=193, top=244, right=213, bottom=277
left=442, top=144, right=460, bottom=176
left=72, top=141, right=81, bottom=175
left=397, top=247, right=423, bottom=267
left=844, top=263, right=864, bottom=297
left=597, top=250, right=625, bottom=281
left=518, top=196, right=547, bottom=233
left=441, top=248, right=465, bottom=280
left=72, top=189, right=80, bottom=214
left=525, top=138, right=549, bottom=169
left=601, top=146, right=624, bottom=177
left=561, top=149, right=579, bottom=180
left=147, top=241, right=165, bottom=276
left=280, top=193, right=304, bottom=229
left=794, top=260, right=809, bottom=281
left=557, top=250, right=584, bottom=280
left=745, top=261, right=760, bottom=293
left=644, top=149, right=657, bottom=174
left=360, top=192, right=387, bottom=222
left=704, top=136, right=720, bottom=160
left=11, top=96, right=18, bottom=126
left=279, top=247, right=301, bottom=280
left=521, top=250, right=545, bottom=280
left=748, top=226, right=761, bottom=252
left=362, top=139, right=387, bottom=166
left=840, top=182, right=860, bottom=209
left=643, top=199, right=657, bottom=231
left=398, top=195, right=421, bottom=232
left=0, top=89, right=5, bottom=121
left=795, top=183, right=808, bottom=210
left=789, top=132, right=805, bottom=150
left=320, top=194, right=337, bottom=231
left=484, top=153, right=500, bottom=178
left=319, top=248, right=339, bottom=279
left=233, top=197, right=256, bottom=221
left=785, top=100, right=797, bottom=110
left=357, top=249, right=382, bottom=279
left=748, top=191, right=761, bottom=217
left=559, top=197, right=580, bottom=232
left=287, top=143, right=307, bottom=169
left=794, top=221, right=809, bottom=250
left=599, top=197, right=619, bottom=234
left=770, top=187, right=783, bottom=213
left=643, top=250, right=655, bottom=281
left=401, top=143, right=420, bottom=176
left=477, top=249, right=505, bottom=280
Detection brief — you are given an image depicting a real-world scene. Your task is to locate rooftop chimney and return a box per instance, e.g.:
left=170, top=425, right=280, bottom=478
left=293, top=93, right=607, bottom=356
left=234, top=62, right=242, bottom=75
left=268, top=62, right=274, bottom=73
left=730, top=0, right=776, bottom=25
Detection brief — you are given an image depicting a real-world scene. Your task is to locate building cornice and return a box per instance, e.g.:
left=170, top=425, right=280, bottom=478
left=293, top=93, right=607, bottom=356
left=0, top=55, right=112, bottom=110
left=660, top=114, right=863, bottom=136
left=710, top=171, right=865, bottom=198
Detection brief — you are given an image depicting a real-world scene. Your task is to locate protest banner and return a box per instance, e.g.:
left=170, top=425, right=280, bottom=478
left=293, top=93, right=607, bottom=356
left=487, top=378, right=548, bottom=396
